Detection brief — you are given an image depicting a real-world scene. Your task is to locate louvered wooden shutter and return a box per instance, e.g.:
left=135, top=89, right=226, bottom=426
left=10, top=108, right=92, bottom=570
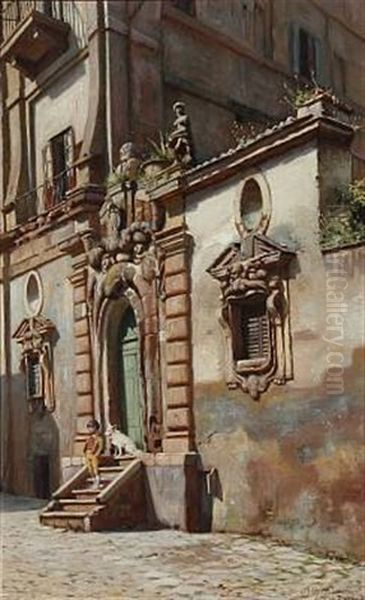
left=26, top=354, right=42, bottom=399
left=42, top=142, right=54, bottom=209
left=231, top=297, right=270, bottom=361
left=63, top=128, right=75, bottom=191
left=243, top=308, right=270, bottom=360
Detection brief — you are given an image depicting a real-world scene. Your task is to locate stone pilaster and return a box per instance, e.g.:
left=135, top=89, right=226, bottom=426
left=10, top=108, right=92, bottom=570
left=155, top=225, right=194, bottom=453
left=69, top=254, right=94, bottom=456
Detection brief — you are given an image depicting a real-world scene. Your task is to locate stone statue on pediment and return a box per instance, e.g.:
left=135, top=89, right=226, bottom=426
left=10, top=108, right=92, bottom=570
left=167, top=101, right=194, bottom=166
left=116, top=142, right=141, bottom=183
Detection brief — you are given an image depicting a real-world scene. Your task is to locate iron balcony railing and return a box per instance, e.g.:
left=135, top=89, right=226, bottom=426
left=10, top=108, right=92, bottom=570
left=1, top=1, right=85, bottom=45
left=15, top=166, right=76, bottom=219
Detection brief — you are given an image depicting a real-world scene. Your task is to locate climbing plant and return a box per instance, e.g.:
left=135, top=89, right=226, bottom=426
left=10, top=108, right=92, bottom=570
left=320, top=179, right=365, bottom=248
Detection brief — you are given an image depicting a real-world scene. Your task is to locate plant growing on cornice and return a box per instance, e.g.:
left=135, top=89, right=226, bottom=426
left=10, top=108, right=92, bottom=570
left=230, top=118, right=273, bottom=146
left=105, top=169, right=128, bottom=190
left=282, top=78, right=324, bottom=110
left=321, top=179, right=365, bottom=248
left=147, top=132, right=174, bottom=163
left=137, top=165, right=173, bottom=191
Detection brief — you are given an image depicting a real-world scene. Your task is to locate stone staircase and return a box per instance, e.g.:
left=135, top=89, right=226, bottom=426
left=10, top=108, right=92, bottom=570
left=40, top=455, right=145, bottom=532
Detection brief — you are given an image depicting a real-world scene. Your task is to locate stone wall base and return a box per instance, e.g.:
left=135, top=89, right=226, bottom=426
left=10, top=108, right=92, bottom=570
left=61, top=456, right=84, bottom=485
left=60, top=452, right=210, bottom=533
left=143, top=452, right=208, bottom=532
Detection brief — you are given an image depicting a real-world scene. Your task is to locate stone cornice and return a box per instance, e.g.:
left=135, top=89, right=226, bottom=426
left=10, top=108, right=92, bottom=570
left=155, top=224, right=192, bottom=256
left=150, top=114, right=354, bottom=204
left=0, top=184, right=104, bottom=253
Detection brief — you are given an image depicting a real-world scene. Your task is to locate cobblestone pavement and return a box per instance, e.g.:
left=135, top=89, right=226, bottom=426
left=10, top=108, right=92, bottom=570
left=1, top=494, right=364, bottom=600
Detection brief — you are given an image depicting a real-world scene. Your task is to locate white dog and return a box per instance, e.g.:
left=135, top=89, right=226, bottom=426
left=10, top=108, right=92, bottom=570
left=106, top=424, right=141, bottom=457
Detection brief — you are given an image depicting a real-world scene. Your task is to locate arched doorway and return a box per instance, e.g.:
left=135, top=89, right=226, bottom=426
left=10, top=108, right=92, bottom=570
left=117, top=306, right=145, bottom=449
left=97, top=290, right=162, bottom=453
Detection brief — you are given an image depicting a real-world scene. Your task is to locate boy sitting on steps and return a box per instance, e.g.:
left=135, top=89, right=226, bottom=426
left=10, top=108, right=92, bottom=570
left=83, top=419, right=104, bottom=489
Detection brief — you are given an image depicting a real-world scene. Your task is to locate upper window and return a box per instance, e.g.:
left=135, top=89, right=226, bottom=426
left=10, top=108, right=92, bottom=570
left=42, top=1, right=64, bottom=20
left=42, top=128, right=75, bottom=208
left=170, top=0, right=195, bottom=17
left=290, top=24, right=323, bottom=83
left=298, top=28, right=316, bottom=80
left=333, top=54, right=346, bottom=98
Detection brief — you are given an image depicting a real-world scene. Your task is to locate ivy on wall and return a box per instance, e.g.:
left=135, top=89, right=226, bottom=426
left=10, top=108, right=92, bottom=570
left=320, top=179, right=365, bottom=248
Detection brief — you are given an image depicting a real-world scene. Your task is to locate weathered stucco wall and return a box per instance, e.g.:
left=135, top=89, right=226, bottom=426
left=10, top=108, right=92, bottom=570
left=33, top=59, right=89, bottom=190
left=186, top=144, right=365, bottom=560
left=7, top=249, right=76, bottom=496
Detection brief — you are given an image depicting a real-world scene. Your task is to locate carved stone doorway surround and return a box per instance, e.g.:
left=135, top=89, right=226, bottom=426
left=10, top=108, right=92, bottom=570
left=93, top=269, right=162, bottom=453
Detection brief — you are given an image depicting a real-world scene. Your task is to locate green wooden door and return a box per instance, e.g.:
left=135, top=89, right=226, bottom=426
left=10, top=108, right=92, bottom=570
left=119, top=307, right=145, bottom=449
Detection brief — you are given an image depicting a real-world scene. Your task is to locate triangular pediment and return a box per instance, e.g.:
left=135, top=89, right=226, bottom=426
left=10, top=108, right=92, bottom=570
left=207, top=234, right=295, bottom=281
left=252, top=233, right=295, bottom=257
left=207, top=243, right=240, bottom=277
left=13, top=315, right=55, bottom=341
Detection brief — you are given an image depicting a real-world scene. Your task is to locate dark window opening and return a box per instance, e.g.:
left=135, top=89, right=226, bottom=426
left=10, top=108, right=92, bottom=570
left=41, top=1, right=63, bottom=20
left=42, top=1, right=53, bottom=18
left=27, top=353, right=42, bottom=399
left=170, top=0, right=195, bottom=17
left=298, top=28, right=317, bottom=80
left=333, top=54, right=346, bottom=97
left=33, top=455, right=50, bottom=499
left=43, top=128, right=75, bottom=207
left=51, top=131, right=68, bottom=202
left=231, top=297, right=270, bottom=362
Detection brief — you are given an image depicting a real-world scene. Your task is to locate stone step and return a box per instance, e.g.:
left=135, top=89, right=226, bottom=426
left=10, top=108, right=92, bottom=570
left=58, top=499, right=100, bottom=513
left=99, top=466, right=127, bottom=472
left=95, top=467, right=126, bottom=481
left=40, top=511, right=89, bottom=532
left=71, top=488, right=100, bottom=499
left=86, top=478, right=109, bottom=485
left=117, top=455, right=138, bottom=462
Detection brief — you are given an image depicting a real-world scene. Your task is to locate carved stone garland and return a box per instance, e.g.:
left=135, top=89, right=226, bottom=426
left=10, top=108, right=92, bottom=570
left=208, top=234, right=295, bottom=400
left=13, top=315, right=56, bottom=412
left=82, top=180, right=163, bottom=451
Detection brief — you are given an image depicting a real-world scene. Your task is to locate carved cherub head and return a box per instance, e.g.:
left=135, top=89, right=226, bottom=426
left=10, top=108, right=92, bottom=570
left=101, top=254, right=112, bottom=273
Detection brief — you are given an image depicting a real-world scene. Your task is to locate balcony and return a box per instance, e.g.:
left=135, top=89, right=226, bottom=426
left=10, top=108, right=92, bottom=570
left=0, top=1, right=70, bottom=79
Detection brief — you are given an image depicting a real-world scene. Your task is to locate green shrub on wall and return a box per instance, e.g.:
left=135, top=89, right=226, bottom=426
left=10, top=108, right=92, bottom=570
left=321, top=179, right=365, bottom=248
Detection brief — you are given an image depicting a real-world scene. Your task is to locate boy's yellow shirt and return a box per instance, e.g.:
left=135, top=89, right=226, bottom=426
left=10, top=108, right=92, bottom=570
left=83, top=433, right=103, bottom=456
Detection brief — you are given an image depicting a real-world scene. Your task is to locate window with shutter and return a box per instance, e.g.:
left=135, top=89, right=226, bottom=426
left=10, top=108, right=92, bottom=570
left=51, top=132, right=67, bottom=202
left=230, top=296, right=270, bottom=363
left=298, top=28, right=316, bottom=80
left=26, top=354, right=42, bottom=399
left=289, top=24, right=324, bottom=83
left=43, top=127, right=75, bottom=207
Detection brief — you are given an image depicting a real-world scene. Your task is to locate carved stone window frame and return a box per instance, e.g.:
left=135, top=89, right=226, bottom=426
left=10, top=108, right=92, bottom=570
left=13, top=315, right=56, bottom=413
left=234, top=171, right=271, bottom=238
left=208, top=234, right=295, bottom=400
